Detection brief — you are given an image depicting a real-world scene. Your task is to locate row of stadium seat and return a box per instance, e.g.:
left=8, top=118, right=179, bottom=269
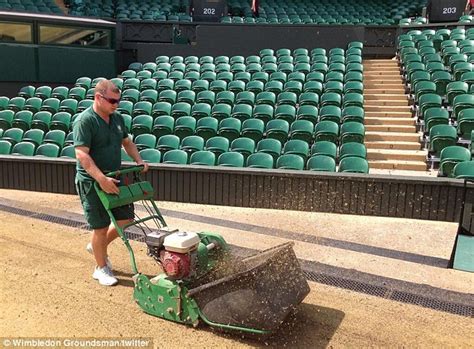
left=398, top=29, right=474, bottom=177
left=0, top=0, right=62, bottom=14
left=66, top=0, right=423, bottom=25
left=0, top=127, right=369, bottom=173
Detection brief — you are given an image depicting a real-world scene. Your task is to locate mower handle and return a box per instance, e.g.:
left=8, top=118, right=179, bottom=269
left=105, top=165, right=145, bottom=178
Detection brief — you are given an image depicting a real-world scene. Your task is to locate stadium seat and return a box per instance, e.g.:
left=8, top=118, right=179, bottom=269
left=217, top=151, right=244, bottom=167
left=11, top=141, right=35, bottom=156
left=162, top=149, right=188, bottom=164
left=156, top=134, right=180, bottom=155
left=180, top=135, right=205, bottom=156
left=138, top=148, right=162, bottom=163
left=134, top=134, right=157, bottom=151
left=205, top=136, right=230, bottom=158
left=35, top=143, right=60, bottom=157
left=276, top=154, right=304, bottom=170
left=338, top=156, right=369, bottom=173
left=189, top=150, right=216, bottom=166
left=306, top=155, right=336, bottom=172
left=439, top=146, right=471, bottom=177
left=246, top=152, right=274, bottom=169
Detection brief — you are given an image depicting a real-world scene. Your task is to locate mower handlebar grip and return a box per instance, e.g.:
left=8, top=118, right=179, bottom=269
left=106, top=165, right=145, bottom=178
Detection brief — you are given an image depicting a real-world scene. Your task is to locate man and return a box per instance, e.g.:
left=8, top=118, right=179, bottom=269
left=73, top=79, right=148, bottom=286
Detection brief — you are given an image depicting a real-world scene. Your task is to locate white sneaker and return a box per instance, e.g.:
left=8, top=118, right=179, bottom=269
left=92, top=266, right=118, bottom=286
left=86, top=242, right=112, bottom=269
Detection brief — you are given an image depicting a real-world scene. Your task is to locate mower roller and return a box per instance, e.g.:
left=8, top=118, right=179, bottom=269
left=94, top=166, right=310, bottom=335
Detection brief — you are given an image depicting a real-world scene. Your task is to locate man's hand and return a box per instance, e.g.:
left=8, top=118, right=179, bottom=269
left=98, top=176, right=120, bottom=194
left=137, top=161, right=149, bottom=173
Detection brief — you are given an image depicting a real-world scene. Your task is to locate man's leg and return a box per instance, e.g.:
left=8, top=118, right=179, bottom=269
left=91, top=226, right=109, bottom=268
left=105, top=218, right=132, bottom=247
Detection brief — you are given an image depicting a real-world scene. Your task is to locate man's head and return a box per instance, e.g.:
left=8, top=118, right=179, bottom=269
left=94, top=80, right=121, bottom=116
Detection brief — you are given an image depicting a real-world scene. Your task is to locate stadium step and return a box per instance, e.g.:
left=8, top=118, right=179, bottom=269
left=365, top=83, right=406, bottom=89
left=367, top=149, right=427, bottom=161
left=365, top=141, right=421, bottom=150
left=365, top=125, right=416, bottom=132
left=364, top=105, right=411, bottom=112
left=364, top=94, right=408, bottom=101
left=365, top=117, right=415, bottom=125
left=364, top=89, right=406, bottom=95
left=368, top=159, right=428, bottom=171
left=365, top=100, right=409, bottom=106
left=365, top=111, right=412, bottom=118
left=365, top=131, right=421, bottom=142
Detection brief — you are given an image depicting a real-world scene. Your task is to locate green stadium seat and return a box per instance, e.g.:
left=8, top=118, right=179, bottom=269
left=241, top=118, right=265, bottom=142
left=314, top=120, right=339, bottom=143
left=50, top=112, right=71, bottom=133
left=35, top=143, right=60, bottom=157
left=453, top=94, right=474, bottom=120
left=342, top=106, right=364, bottom=124
left=134, top=134, right=157, bottom=151
left=133, top=101, right=153, bottom=117
left=19, top=85, right=36, bottom=99
left=196, top=91, right=215, bottom=106
left=8, top=97, right=26, bottom=113
left=180, top=135, right=205, bottom=156
left=256, top=91, right=276, bottom=106
left=338, top=156, right=369, bottom=173
left=306, top=155, right=336, bottom=172
left=230, top=137, right=255, bottom=160
left=60, top=145, right=76, bottom=158
left=162, top=149, right=188, bottom=164
left=205, top=136, right=229, bottom=158
left=216, top=91, right=235, bottom=106
left=11, top=141, right=35, bottom=156
left=77, top=100, right=93, bottom=112
left=289, top=119, right=314, bottom=142
left=190, top=150, right=216, bottom=166
left=253, top=104, right=274, bottom=125
left=171, top=102, right=192, bottom=119
left=174, top=116, right=196, bottom=140
left=0, top=139, right=11, bottom=154
left=59, top=99, right=78, bottom=115
left=310, top=141, right=337, bottom=159
left=24, top=97, right=42, bottom=113
left=195, top=117, right=218, bottom=141
left=1, top=127, right=23, bottom=146
left=34, top=86, right=52, bottom=100
left=42, top=130, right=66, bottom=148
left=131, top=114, right=153, bottom=137
left=453, top=160, right=474, bottom=179
left=429, top=125, right=457, bottom=156
left=340, top=122, right=365, bottom=144
left=231, top=104, right=253, bottom=122
left=339, top=142, right=367, bottom=160
left=282, top=139, right=309, bottom=160
left=156, top=134, right=180, bottom=155
left=40, top=98, right=60, bottom=114
left=211, top=103, right=232, bottom=122
left=31, top=111, right=52, bottom=132
left=68, top=87, right=86, bottom=101
left=246, top=152, right=274, bottom=169
left=192, top=103, right=212, bottom=120
left=457, top=109, right=474, bottom=138
left=276, top=154, right=304, bottom=170
left=11, top=110, right=33, bottom=131
left=424, top=108, right=449, bottom=134
left=0, top=97, right=9, bottom=111
left=439, top=146, right=471, bottom=177
left=265, top=119, right=289, bottom=144
left=22, top=129, right=44, bottom=147
left=217, top=151, right=245, bottom=167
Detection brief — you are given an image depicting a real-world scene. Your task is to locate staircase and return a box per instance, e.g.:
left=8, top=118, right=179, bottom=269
left=363, top=59, right=428, bottom=171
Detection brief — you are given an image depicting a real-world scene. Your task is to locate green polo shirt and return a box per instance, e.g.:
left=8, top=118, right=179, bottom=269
left=73, top=106, right=128, bottom=181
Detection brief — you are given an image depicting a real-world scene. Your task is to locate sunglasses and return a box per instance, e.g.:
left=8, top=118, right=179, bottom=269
left=100, top=94, right=120, bottom=105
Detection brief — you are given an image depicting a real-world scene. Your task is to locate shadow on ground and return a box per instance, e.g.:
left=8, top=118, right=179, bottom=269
left=206, top=303, right=345, bottom=348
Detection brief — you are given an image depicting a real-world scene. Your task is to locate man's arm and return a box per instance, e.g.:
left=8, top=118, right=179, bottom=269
left=75, top=146, right=120, bottom=194
left=122, top=137, right=149, bottom=172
